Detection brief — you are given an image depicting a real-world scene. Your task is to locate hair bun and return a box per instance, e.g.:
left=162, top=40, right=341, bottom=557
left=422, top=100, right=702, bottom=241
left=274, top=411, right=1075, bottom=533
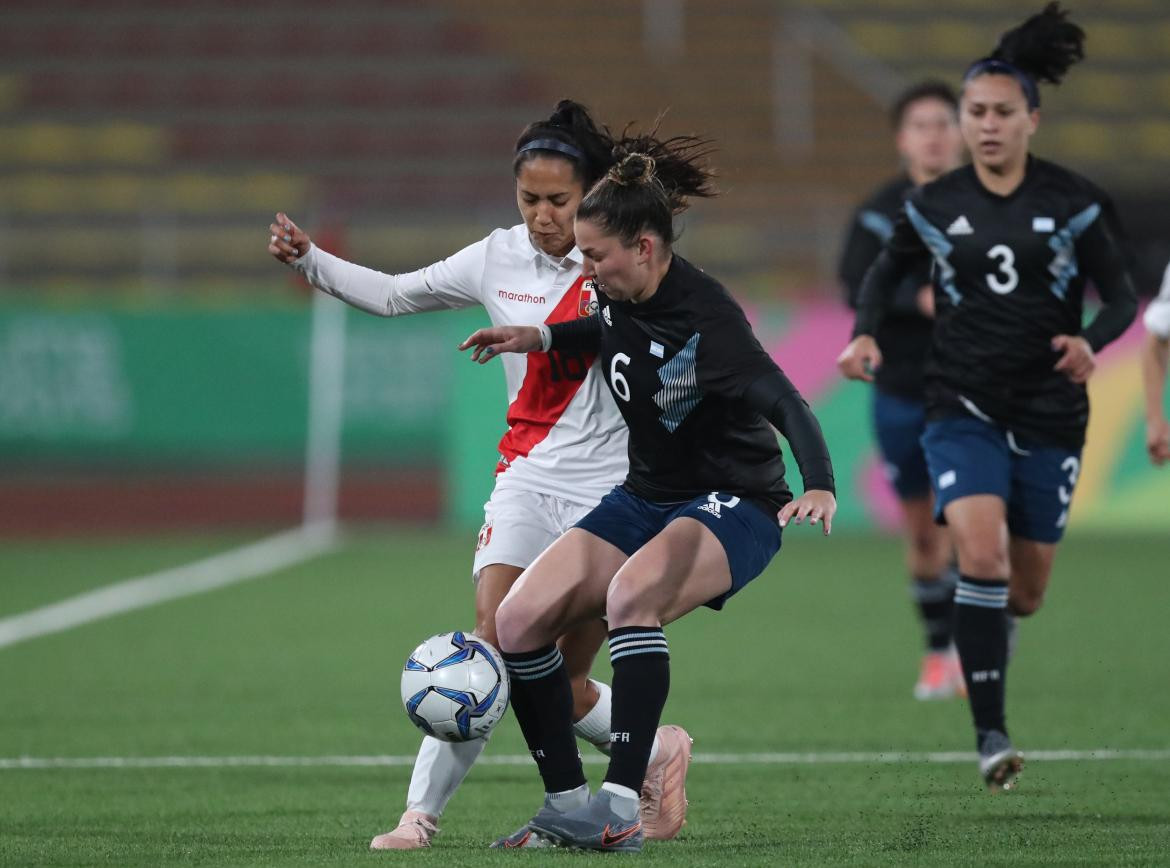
left=609, top=153, right=657, bottom=187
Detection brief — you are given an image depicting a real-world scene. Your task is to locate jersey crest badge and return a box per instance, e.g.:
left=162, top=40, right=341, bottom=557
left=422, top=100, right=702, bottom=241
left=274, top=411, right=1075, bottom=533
left=578, top=280, right=598, bottom=317
left=602, top=305, right=612, bottom=326
left=476, top=522, right=493, bottom=552
left=946, top=215, right=974, bottom=236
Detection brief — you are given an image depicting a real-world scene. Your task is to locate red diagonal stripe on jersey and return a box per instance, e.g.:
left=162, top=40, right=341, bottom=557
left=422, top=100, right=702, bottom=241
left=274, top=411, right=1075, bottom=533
left=496, top=275, right=596, bottom=473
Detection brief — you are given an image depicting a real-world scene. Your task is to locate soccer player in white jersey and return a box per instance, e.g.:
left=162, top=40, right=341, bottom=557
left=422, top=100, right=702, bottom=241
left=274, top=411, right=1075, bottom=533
left=1141, top=260, right=1170, bottom=465
left=268, top=100, right=692, bottom=850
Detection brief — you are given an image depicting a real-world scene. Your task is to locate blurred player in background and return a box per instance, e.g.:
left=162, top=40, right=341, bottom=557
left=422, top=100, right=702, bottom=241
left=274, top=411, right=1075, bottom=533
left=1140, top=259, right=1170, bottom=465
left=838, top=81, right=966, bottom=700
left=268, top=99, right=691, bottom=850
left=838, top=3, right=1137, bottom=791
left=462, top=133, right=836, bottom=852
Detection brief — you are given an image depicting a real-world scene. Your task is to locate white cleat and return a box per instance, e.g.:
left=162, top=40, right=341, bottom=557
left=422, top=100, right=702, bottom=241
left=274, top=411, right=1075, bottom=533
left=369, top=810, right=439, bottom=850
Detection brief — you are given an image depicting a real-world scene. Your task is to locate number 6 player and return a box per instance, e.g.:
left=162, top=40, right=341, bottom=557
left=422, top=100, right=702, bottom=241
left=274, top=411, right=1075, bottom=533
left=269, top=100, right=691, bottom=849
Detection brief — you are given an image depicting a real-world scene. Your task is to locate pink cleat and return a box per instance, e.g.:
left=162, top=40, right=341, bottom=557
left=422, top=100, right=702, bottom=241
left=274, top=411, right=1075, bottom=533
left=369, top=810, right=439, bottom=850
left=640, top=725, right=692, bottom=840
left=914, top=650, right=966, bottom=700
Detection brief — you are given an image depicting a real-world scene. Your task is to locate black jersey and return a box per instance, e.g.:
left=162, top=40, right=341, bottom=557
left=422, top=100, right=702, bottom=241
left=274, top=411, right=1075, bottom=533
left=855, top=157, right=1137, bottom=450
left=839, top=175, right=934, bottom=399
left=550, top=255, right=834, bottom=512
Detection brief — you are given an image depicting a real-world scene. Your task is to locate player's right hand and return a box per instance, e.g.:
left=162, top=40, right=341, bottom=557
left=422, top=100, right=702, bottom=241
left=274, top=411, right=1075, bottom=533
left=1147, top=416, right=1170, bottom=466
left=459, top=326, right=543, bottom=363
left=837, top=335, right=881, bottom=382
left=268, top=212, right=311, bottom=264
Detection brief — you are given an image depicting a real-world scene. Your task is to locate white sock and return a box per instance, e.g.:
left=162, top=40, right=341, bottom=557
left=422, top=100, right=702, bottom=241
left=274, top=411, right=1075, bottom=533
left=572, top=678, right=613, bottom=756
left=571, top=679, right=662, bottom=764
left=405, top=735, right=487, bottom=819
left=600, top=781, right=640, bottom=802
left=547, top=782, right=590, bottom=813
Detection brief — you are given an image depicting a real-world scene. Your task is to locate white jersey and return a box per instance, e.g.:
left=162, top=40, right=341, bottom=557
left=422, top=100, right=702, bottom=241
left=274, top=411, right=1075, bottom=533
left=1144, top=259, right=1170, bottom=339
left=292, top=224, right=628, bottom=505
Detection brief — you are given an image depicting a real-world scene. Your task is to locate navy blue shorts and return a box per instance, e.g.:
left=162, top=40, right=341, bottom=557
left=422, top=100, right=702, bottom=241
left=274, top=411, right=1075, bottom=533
left=922, top=415, right=1082, bottom=544
left=574, top=485, right=783, bottom=610
left=871, top=390, right=931, bottom=499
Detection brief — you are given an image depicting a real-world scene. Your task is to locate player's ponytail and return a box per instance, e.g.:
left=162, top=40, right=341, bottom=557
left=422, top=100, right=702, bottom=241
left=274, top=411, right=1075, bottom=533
left=577, top=127, right=716, bottom=246
left=513, top=99, right=616, bottom=189
left=964, top=2, right=1086, bottom=109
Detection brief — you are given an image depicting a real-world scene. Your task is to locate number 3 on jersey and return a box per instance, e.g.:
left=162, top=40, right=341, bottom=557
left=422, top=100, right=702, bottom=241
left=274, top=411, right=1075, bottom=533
left=985, top=244, right=1018, bottom=295
left=610, top=353, right=632, bottom=402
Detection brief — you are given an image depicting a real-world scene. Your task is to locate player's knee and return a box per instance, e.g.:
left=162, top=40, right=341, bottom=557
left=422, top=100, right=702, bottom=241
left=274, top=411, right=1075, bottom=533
left=493, top=596, right=530, bottom=653
left=606, top=573, right=659, bottom=625
left=1009, top=589, right=1044, bottom=617
left=908, top=526, right=937, bottom=558
left=957, top=544, right=1009, bottom=579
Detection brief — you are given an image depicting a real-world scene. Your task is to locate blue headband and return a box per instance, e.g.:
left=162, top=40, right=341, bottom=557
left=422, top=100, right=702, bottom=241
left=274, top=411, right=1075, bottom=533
left=517, top=137, right=586, bottom=162
left=964, top=58, right=1040, bottom=109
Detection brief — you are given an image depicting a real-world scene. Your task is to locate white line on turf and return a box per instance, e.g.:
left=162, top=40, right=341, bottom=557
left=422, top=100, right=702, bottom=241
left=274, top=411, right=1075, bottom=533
left=2, top=749, right=1168, bottom=771
left=0, top=523, right=338, bottom=651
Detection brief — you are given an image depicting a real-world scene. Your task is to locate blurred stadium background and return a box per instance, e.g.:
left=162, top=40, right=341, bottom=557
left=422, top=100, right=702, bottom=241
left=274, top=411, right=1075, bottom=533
left=4, top=3, right=1170, bottom=864
left=2, top=0, right=1168, bottom=536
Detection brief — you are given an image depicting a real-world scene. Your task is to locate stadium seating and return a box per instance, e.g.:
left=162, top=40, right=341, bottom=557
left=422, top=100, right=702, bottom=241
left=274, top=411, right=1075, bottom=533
left=1, top=0, right=1166, bottom=293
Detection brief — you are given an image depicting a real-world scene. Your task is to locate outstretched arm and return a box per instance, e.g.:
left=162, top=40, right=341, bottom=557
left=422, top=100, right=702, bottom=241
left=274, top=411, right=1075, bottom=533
left=458, top=314, right=603, bottom=362
left=268, top=212, right=484, bottom=317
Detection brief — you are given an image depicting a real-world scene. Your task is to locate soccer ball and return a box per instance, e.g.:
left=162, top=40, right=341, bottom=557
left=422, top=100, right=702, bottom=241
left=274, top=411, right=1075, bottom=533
left=400, top=631, right=509, bottom=742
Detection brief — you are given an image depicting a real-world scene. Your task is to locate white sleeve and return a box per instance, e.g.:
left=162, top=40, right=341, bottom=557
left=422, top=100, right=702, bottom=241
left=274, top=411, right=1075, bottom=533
left=290, top=237, right=488, bottom=317
left=1143, top=260, right=1170, bottom=339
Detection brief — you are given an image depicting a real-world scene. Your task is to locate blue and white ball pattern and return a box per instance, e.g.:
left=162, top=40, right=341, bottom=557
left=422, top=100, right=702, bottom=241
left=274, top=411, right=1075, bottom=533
left=400, top=631, right=510, bottom=742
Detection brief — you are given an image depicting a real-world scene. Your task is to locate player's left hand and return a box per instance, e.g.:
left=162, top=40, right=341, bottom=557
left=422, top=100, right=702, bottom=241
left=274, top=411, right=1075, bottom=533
left=778, top=490, right=836, bottom=536
left=1052, top=335, right=1095, bottom=383
left=1147, top=416, right=1170, bottom=466
left=459, top=325, right=542, bottom=363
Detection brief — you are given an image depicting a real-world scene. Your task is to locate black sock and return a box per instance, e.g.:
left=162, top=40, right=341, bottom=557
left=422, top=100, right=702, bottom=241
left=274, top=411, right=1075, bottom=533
left=913, top=565, right=957, bottom=652
left=953, top=575, right=1009, bottom=746
left=502, top=645, right=585, bottom=793
left=604, top=626, right=670, bottom=793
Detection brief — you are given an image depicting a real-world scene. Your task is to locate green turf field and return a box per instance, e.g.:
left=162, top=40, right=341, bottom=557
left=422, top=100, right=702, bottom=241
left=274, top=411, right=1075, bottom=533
left=2, top=529, right=1168, bottom=866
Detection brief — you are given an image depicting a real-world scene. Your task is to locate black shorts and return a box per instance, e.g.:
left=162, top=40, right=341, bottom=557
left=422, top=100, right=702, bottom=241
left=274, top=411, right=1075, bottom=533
left=575, top=485, right=783, bottom=610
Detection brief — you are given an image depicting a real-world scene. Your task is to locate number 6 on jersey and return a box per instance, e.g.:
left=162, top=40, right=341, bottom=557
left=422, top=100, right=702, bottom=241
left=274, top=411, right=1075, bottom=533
left=610, top=353, right=632, bottom=402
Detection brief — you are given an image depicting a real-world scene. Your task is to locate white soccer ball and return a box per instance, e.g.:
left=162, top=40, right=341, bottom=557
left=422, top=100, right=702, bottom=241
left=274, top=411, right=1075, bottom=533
left=400, top=631, right=510, bottom=742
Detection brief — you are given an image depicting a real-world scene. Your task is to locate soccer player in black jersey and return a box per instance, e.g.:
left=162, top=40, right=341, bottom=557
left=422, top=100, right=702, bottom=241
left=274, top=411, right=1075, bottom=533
left=839, top=3, right=1137, bottom=792
left=461, top=133, right=836, bottom=851
left=839, top=81, right=966, bottom=701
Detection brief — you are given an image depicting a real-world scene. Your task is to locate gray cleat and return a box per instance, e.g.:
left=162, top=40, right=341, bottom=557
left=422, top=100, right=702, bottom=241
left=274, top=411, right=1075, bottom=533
left=979, top=729, right=1024, bottom=792
left=530, top=788, right=644, bottom=852
left=490, top=786, right=587, bottom=849
left=489, top=818, right=553, bottom=850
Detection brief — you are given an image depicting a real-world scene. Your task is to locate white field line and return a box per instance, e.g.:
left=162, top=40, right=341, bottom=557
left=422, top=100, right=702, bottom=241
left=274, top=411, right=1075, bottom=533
left=2, top=748, right=1169, bottom=771
left=0, top=523, right=338, bottom=651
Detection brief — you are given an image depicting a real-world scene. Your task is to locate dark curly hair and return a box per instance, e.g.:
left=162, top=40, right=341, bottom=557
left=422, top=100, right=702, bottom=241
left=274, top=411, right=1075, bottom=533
left=964, top=3, right=1086, bottom=108
left=575, top=125, right=717, bottom=247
